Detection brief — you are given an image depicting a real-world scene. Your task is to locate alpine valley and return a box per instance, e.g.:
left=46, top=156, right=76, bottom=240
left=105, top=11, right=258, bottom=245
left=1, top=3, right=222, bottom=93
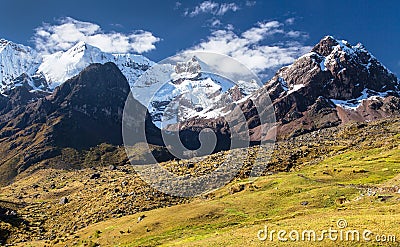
left=0, top=35, right=399, bottom=246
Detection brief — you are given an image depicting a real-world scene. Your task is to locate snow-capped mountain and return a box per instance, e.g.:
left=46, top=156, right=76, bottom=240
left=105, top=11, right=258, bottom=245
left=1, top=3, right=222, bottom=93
left=0, top=39, right=260, bottom=127
left=2, top=36, right=398, bottom=136
left=263, top=35, right=399, bottom=109
left=131, top=56, right=260, bottom=128
left=38, top=41, right=153, bottom=89
left=0, top=39, right=41, bottom=93
left=0, top=39, right=153, bottom=93
left=173, top=36, right=400, bottom=142
left=166, top=36, right=399, bottom=134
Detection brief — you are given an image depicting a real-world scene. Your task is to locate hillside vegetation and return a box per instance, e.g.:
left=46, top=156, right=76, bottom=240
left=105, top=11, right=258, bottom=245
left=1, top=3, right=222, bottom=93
left=0, top=118, right=399, bottom=246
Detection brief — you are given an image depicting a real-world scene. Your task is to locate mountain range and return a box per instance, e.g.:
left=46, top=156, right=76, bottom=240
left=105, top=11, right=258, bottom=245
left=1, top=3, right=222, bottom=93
left=0, top=35, right=399, bottom=184
left=0, top=39, right=258, bottom=127
left=0, top=39, right=152, bottom=93
left=176, top=36, right=400, bottom=144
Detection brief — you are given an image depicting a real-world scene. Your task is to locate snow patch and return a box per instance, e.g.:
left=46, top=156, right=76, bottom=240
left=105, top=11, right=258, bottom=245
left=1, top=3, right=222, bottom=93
left=287, top=84, right=305, bottom=94
left=330, top=88, right=392, bottom=110
left=278, top=77, right=288, bottom=91
left=319, top=57, right=327, bottom=71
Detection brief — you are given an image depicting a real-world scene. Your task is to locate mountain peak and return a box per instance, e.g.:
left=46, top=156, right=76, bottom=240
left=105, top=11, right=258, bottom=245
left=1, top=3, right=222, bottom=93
left=0, top=38, right=36, bottom=54
left=255, top=35, right=400, bottom=136
left=75, top=40, right=87, bottom=47
left=176, top=56, right=201, bottom=72
left=0, top=39, right=11, bottom=50
left=287, top=36, right=399, bottom=99
left=64, top=41, right=100, bottom=57
left=42, top=62, right=135, bottom=149
left=321, top=35, right=339, bottom=43
left=70, top=41, right=87, bottom=51
left=312, top=35, right=342, bottom=56
left=0, top=38, right=153, bottom=94
left=0, top=40, right=40, bottom=92
left=53, top=62, right=130, bottom=105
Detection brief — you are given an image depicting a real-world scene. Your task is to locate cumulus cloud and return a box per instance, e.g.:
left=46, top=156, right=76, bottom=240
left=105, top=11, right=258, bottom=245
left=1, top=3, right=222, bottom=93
left=33, top=17, right=160, bottom=54
left=242, top=21, right=283, bottom=42
left=185, top=1, right=240, bottom=17
left=183, top=20, right=311, bottom=77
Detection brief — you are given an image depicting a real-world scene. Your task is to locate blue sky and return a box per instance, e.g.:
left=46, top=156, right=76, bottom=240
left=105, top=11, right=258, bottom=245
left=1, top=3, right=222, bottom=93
left=0, top=0, right=399, bottom=79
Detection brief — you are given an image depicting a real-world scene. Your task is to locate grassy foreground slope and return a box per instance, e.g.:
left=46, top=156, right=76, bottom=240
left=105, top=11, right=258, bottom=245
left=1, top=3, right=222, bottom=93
left=51, top=120, right=400, bottom=246
left=4, top=118, right=400, bottom=246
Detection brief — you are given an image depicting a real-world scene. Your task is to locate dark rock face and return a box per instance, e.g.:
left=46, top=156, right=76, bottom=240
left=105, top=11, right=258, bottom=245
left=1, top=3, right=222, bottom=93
left=2, top=62, right=159, bottom=149
left=311, top=36, right=339, bottom=56
left=0, top=94, right=9, bottom=114
left=47, top=62, right=138, bottom=149
left=0, top=86, right=48, bottom=116
left=0, top=62, right=160, bottom=184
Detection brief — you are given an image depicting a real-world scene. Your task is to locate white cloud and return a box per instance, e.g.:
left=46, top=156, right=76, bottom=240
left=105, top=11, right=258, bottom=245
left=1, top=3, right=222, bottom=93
left=225, top=24, right=235, bottom=31
left=33, top=17, right=160, bottom=54
left=242, top=21, right=283, bottom=43
left=210, top=19, right=222, bottom=27
left=186, top=1, right=239, bottom=17
left=285, top=18, right=295, bottom=25
left=285, top=30, right=309, bottom=38
left=217, top=3, right=240, bottom=15
left=183, top=20, right=311, bottom=76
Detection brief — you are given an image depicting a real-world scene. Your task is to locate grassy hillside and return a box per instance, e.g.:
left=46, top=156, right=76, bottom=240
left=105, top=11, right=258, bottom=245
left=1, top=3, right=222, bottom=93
left=1, top=118, right=399, bottom=246
left=55, top=133, right=400, bottom=247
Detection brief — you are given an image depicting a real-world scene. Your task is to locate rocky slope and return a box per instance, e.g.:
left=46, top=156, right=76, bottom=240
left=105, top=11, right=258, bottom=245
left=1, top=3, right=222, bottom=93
left=0, top=118, right=398, bottom=246
left=259, top=35, right=400, bottom=137
left=0, top=62, right=160, bottom=185
left=174, top=36, right=400, bottom=149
